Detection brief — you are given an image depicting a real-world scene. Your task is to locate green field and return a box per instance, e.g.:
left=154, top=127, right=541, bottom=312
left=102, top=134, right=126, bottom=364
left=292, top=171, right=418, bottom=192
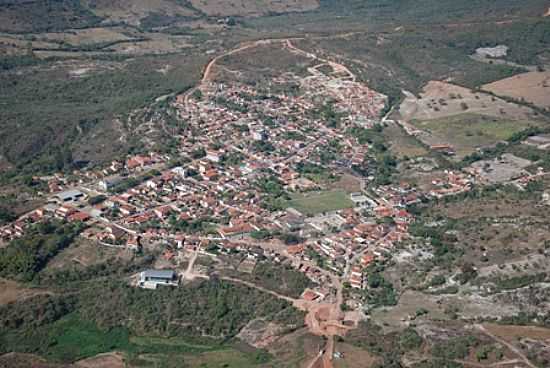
left=411, top=114, right=542, bottom=157
left=0, top=312, right=268, bottom=367
left=287, top=190, right=353, bottom=215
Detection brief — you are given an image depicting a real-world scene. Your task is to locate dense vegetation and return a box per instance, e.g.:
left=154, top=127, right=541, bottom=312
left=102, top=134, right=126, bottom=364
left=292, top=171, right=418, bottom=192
left=0, top=0, right=101, bottom=33
left=0, top=219, right=303, bottom=363
left=363, top=261, right=398, bottom=308
left=344, top=322, right=424, bottom=368
left=232, top=261, right=315, bottom=299
left=0, top=52, right=206, bottom=179
left=0, top=275, right=303, bottom=362
left=0, top=221, right=84, bottom=281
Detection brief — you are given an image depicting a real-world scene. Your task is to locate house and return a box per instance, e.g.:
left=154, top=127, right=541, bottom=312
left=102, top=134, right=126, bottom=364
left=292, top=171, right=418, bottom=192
left=119, top=204, right=136, bottom=216
left=154, top=206, right=173, bottom=220
left=286, top=244, right=305, bottom=256
left=252, top=129, right=268, bottom=141
left=218, top=223, right=255, bottom=238
left=302, top=290, right=320, bottom=302
left=202, top=169, right=219, bottom=181
left=430, top=144, right=455, bottom=156
left=127, top=235, right=141, bottom=251
left=138, top=269, right=178, bottom=289
left=361, top=253, right=375, bottom=267
left=68, top=211, right=90, bottom=223
left=99, top=176, right=123, bottom=191
left=126, top=155, right=152, bottom=170
left=55, top=205, right=76, bottom=218
left=206, top=150, right=223, bottom=163
left=171, top=166, right=188, bottom=178
left=101, top=225, right=126, bottom=243
left=525, top=135, right=550, bottom=150
left=275, top=210, right=304, bottom=231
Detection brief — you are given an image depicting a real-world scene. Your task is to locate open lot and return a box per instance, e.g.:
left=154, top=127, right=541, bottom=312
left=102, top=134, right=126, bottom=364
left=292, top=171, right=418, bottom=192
left=469, top=153, right=532, bottom=183
left=482, top=71, right=550, bottom=109
left=287, top=190, right=353, bottom=216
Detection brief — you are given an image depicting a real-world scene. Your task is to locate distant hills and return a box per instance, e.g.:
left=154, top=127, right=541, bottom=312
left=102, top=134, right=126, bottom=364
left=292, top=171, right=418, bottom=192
left=0, top=0, right=320, bottom=32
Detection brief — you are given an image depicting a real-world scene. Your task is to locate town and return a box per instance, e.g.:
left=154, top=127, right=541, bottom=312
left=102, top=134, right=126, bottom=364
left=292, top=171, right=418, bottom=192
left=2, top=38, right=550, bottom=368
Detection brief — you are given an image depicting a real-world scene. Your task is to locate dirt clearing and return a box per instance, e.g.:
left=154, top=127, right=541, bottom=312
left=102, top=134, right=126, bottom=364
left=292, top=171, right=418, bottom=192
left=189, top=0, right=319, bottom=17
left=399, top=81, right=538, bottom=122
left=0, top=278, right=50, bottom=305
left=75, top=352, right=126, bottom=368
left=333, top=342, right=379, bottom=368
left=483, top=323, right=550, bottom=342
left=482, top=71, right=550, bottom=109
left=44, top=238, right=126, bottom=272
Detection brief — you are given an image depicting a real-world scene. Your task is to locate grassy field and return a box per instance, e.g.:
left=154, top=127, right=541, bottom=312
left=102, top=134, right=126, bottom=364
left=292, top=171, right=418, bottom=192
left=287, top=190, right=353, bottom=215
left=410, top=114, right=542, bottom=157
left=382, top=122, right=428, bottom=158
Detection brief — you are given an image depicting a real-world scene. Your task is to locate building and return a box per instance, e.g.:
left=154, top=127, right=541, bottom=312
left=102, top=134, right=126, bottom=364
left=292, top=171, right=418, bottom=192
left=252, top=129, right=268, bottom=141
left=99, top=176, right=124, bottom=191
left=53, top=189, right=86, bottom=203
left=138, top=269, right=179, bottom=289
left=429, top=144, right=455, bottom=156
left=525, top=135, right=550, bottom=150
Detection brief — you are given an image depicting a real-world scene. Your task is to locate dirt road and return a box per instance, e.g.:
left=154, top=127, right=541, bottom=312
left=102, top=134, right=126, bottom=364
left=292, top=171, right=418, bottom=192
left=474, top=324, right=537, bottom=368
left=180, top=33, right=359, bottom=109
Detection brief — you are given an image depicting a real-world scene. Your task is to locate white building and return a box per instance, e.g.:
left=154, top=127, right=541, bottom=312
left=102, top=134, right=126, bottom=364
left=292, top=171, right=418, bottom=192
left=138, top=269, right=179, bottom=289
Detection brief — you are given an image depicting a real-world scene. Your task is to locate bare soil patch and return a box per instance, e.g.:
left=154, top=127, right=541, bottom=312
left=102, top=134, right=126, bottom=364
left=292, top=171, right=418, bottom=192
left=189, top=0, right=319, bottom=17
left=0, top=278, right=50, bottom=306
left=482, top=71, right=550, bottom=109
left=333, top=342, right=379, bottom=368
left=75, top=352, right=126, bottom=368
left=371, top=290, right=448, bottom=331
left=44, top=238, right=125, bottom=271
left=382, top=121, right=428, bottom=158
left=83, top=0, right=197, bottom=25
left=329, top=174, right=362, bottom=193
left=236, top=319, right=284, bottom=348
left=399, top=81, right=538, bottom=122
left=39, top=27, right=131, bottom=46
left=0, top=353, right=69, bottom=368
